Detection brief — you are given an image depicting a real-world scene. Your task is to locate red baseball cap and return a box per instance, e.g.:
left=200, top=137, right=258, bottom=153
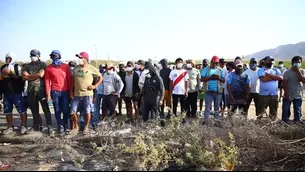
left=211, top=56, right=220, bottom=63
left=75, top=52, right=89, bottom=61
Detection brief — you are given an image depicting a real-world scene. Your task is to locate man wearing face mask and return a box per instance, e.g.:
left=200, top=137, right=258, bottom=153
left=169, top=58, right=189, bottom=117
left=117, top=63, right=126, bottom=116
left=159, top=58, right=172, bottom=118
left=142, top=62, right=165, bottom=122
left=219, top=58, right=228, bottom=116
left=138, top=60, right=150, bottom=116
left=201, top=56, right=225, bottom=121
left=101, top=63, right=124, bottom=120
left=243, top=58, right=260, bottom=116
left=22, top=49, right=53, bottom=135
left=277, top=61, right=287, bottom=102
left=121, top=61, right=140, bottom=121
left=198, top=59, right=209, bottom=117
left=70, top=52, right=103, bottom=135
left=257, top=56, right=282, bottom=120
left=45, top=50, right=71, bottom=135
left=185, top=60, right=201, bottom=118
left=223, top=62, right=235, bottom=111
left=282, top=56, right=305, bottom=124
left=135, top=60, right=145, bottom=77
left=227, top=60, right=251, bottom=115
left=1, top=52, right=27, bottom=135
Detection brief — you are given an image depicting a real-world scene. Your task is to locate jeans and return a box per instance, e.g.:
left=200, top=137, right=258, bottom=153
left=79, top=101, right=98, bottom=128
left=282, top=98, right=302, bottom=123
left=51, top=90, right=69, bottom=129
left=3, top=94, right=25, bottom=115
left=204, top=92, right=222, bottom=119
left=70, top=96, right=93, bottom=114
left=185, top=92, right=198, bottom=117
left=95, top=94, right=104, bottom=120
left=143, top=102, right=158, bottom=122
left=28, top=90, right=52, bottom=129
left=172, top=94, right=186, bottom=115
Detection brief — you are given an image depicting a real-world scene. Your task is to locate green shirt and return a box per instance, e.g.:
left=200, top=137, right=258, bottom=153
left=22, top=60, right=46, bottom=92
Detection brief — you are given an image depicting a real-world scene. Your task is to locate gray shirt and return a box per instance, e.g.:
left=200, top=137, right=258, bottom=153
left=125, top=73, right=133, bottom=97
left=187, top=68, right=201, bottom=93
left=102, top=72, right=124, bottom=96
left=283, top=69, right=305, bottom=99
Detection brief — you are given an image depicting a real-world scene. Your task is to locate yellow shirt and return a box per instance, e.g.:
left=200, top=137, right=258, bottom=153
left=73, top=64, right=101, bottom=97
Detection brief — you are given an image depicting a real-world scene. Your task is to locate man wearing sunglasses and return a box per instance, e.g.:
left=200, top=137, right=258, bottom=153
left=70, top=52, right=102, bottom=135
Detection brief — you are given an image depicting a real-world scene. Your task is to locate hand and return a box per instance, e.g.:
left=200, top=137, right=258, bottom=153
left=134, top=93, right=139, bottom=100
left=69, top=92, right=74, bottom=100
left=93, top=97, right=96, bottom=103
left=185, top=92, right=188, bottom=99
left=159, top=100, right=163, bottom=106
left=46, top=95, right=51, bottom=103
left=87, top=85, right=96, bottom=90
left=230, top=95, right=235, bottom=104
left=292, top=66, right=300, bottom=73
left=283, top=94, right=291, bottom=102
left=111, top=92, right=117, bottom=96
left=23, top=71, right=29, bottom=77
left=2, top=68, right=10, bottom=75
left=141, top=97, right=144, bottom=103
left=38, top=70, right=44, bottom=78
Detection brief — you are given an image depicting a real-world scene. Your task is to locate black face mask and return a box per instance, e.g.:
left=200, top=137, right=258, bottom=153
left=226, top=67, right=230, bottom=71
left=235, top=68, right=242, bottom=73
left=265, top=63, right=272, bottom=68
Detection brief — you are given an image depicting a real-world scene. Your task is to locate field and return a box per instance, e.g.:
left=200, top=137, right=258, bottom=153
left=0, top=96, right=305, bottom=171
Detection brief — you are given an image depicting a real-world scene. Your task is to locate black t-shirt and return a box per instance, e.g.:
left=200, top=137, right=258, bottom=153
left=160, top=67, right=171, bottom=90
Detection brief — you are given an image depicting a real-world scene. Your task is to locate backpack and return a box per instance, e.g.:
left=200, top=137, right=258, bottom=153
left=202, top=66, right=223, bottom=94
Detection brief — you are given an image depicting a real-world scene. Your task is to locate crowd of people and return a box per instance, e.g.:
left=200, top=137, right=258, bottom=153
left=0, top=49, right=304, bottom=136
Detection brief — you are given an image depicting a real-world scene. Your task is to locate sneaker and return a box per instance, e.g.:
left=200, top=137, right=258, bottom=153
left=58, top=125, right=65, bottom=136
left=48, top=126, right=55, bottom=136
left=20, top=126, right=27, bottom=135
left=2, top=126, right=14, bottom=135
left=26, top=127, right=35, bottom=134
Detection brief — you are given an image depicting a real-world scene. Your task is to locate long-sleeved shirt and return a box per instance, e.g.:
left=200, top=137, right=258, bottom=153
left=102, top=72, right=124, bottom=96
left=142, top=74, right=165, bottom=104
left=45, top=63, right=71, bottom=96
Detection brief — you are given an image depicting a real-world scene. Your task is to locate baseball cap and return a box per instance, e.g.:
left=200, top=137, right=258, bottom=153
left=250, top=58, right=257, bottom=63
left=105, top=62, right=114, bottom=69
left=211, top=56, right=220, bottom=63
left=202, top=59, right=209, bottom=64
left=264, top=56, right=274, bottom=61
left=68, top=61, right=77, bottom=67
left=235, top=56, right=242, bottom=61
left=5, top=52, right=16, bottom=59
left=50, top=50, right=61, bottom=56
left=235, top=60, right=243, bottom=67
left=75, top=52, right=89, bottom=61
left=30, top=49, right=41, bottom=57
left=219, top=58, right=227, bottom=64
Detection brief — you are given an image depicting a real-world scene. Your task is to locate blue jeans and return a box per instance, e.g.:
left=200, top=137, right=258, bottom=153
left=79, top=101, right=98, bottom=128
left=3, top=94, right=25, bottom=115
left=204, top=92, right=222, bottom=119
left=282, top=98, right=302, bottom=123
left=95, top=94, right=104, bottom=120
left=51, top=90, right=69, bottom=128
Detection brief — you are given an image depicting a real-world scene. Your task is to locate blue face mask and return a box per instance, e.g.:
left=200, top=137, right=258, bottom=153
left=250, top=64, right=257, bottom=69
left=99, top=69, right=104, bottom=73
left=293, top=63, right=301, bottom=68
left=52, top=58, right=62, bottom=66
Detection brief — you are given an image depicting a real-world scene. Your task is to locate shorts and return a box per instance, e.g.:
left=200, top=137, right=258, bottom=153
left=102, top=95, right=118, bottom=113
left=124, top=96, right=138, bottom=103
left=198, top=91, right=205, bottom=100
left=164, top=90, right=172, bottom=107
left=70, top=96, right=93, bottom=114
left=3, top=94, right=25, bottom=115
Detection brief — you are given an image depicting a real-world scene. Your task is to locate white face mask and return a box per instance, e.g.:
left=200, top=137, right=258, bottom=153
left=135, top=64, right=140, bottom=70
left=31, top=56, right=38, bottom=62
left=77, top=59, right=84, bottom=65
left=125, top=67, right=133, bottom=72
left=176, top=63, right=183, bottom=69
left=186, top=64, right=192, bottom=69
left=278, top=64, right=284, bottom=68
left=70, top=67, right=74, bottom=71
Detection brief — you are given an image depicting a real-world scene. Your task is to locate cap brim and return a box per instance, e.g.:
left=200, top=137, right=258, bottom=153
left=75, top=54, right=81, bottom=58
left=212, top=60, right=220, bottom=63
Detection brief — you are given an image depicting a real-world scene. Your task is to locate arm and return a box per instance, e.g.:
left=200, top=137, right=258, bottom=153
left=66, top=65, right=72, bottom=93
left=217, top=69, right=225, bottom=83
left=201, top=67, right=215, bottom=82
left=45, top=67, right=51, bottom=98
left=158, top=75, right=165, bottom=101
left=258, top=68, right=273, bottom=82
left=70, top=75, right=74, bottom=99
left=294, top=68, right=305, bottom=83
left=196, top=70, right=201, bottom=91
left=265, top=73, right=283, bottom=81
left=282, top=79, right=289, bottom=100
left=115, top=74, right=124, bottom=94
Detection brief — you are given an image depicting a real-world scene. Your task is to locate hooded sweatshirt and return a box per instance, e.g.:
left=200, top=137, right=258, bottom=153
left=159, top=59, right=172, bottom=91
left=0, top=53, right=24, bottom=94
left=142, top=62, right=165, bottom=104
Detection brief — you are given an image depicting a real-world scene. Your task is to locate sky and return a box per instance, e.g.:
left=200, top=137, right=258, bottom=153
left=1, top=0, right=305, bottom=62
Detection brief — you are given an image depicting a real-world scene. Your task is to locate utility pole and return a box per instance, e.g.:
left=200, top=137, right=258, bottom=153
left=108, top=53, right=110, bottom=61
left=94, top=44, right=98, bottom=68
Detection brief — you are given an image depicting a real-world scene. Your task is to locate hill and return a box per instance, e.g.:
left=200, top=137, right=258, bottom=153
left=246, top=42, right=305, bottom=60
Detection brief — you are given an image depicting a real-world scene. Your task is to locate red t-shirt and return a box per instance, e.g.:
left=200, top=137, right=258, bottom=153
left=45, top=63, right=71, bottom=96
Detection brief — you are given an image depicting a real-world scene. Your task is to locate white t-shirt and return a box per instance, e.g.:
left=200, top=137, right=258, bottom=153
left=243, top=68, right=260, bottom=93
left=169, top=69, right=189, bottom=95
left=223, top=70, right=234, bottom=95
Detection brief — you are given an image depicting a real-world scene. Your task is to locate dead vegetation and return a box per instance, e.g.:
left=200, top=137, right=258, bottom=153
left=1, top=113, right=305, bottom=171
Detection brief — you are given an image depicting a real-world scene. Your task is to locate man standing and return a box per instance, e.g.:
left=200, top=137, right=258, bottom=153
left=277, top=61, right=287, bottom=102
left=201, top=56, right=225, bottom=120
left=94, top=64, right=105, bottom=120
left=117, top=63, right=125, bottom=116
left=142, top=62, right=165, bottom=122
left=227, top=60, right=251, bottom=115
left=169, top=58, right=189, bottom=116
left=22, top=49, right=53, bottom=135
left=101, top=63, right=124, bottom=120
left=219, top=58, right=228, bottom=115
left=198, top=59, right=209, bottom=116
left=1, top=52, right=27, bottom=135
left=243, top=58, right=260, bottom=115
left=282, top=56, right=305, bottom=123
left=257, top=56, right=283, bottom=120
left=70, top=52, right=102, bottom=134
left=121, top=61, right=140, bottom=120
left=159, top=58, right=172, bottom=118
left=135, top=60, right=145, bottom=77
left=45, top=50, right=71, bottom=135
left=185, top=59, right=201, bottom=118
left=138, top=60, right=150, bottom=116
left=223, top=62, right=235, bottom=114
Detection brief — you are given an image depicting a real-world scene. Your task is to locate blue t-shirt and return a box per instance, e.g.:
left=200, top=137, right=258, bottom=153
left=227, top=72, right=251, bottom=92
left=201, top=67, right=225, bottom=92
left=257, top=67, right=281, bottom=96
